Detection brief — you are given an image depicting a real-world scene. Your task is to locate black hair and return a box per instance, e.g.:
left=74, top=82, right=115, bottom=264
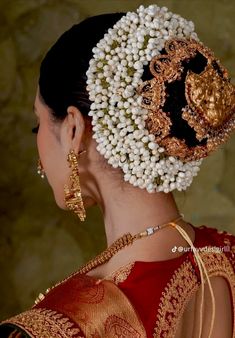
left=39, top=13, right=125, bottom=120
left=39, top=13, right=208, bottom=147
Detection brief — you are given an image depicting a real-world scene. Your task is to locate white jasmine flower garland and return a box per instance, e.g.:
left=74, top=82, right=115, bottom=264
left=86, top=4, right=203, bottom=193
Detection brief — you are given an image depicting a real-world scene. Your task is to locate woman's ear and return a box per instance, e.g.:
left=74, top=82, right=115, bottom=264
left=60, top=106, right=85, bottom=154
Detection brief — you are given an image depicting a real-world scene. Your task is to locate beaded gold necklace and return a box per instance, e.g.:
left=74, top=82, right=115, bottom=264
left=34, top=214, right=183, bottom=305
left=78, top=214, right=183, bottom=274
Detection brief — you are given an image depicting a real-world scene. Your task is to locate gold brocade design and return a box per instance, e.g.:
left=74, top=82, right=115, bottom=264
left=104, top=315, right=142, bottom=336
left=138, top=37, right=235, bottom=162
left=105, top=262, right=135, bottom=284
left=2, top=308, right=83, bottom=338
left=2, top=276, right=147, bottom=338
left=154, top=249, right=235, bottom=338
left=60, top=278, right=147, bottom=338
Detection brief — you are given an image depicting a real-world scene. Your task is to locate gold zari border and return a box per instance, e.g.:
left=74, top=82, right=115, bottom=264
left=154, top=249, right=235, bottom=338
left=2, top=308, right=83, bottom=338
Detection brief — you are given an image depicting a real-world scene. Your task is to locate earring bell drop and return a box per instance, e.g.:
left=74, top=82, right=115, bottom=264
left=64, top=149, right=86, bottom=222
left=37, top=159, right=45, bottom=178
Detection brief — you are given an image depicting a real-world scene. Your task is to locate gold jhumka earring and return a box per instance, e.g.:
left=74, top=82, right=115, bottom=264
left=64, top=149, right=87, bottom=222
left=37, top=159, right=45, bottom=178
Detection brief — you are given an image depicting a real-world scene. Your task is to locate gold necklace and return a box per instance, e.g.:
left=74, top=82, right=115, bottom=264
left=34, top=214, right=183, bottom=305
left=77, top=214, right=183, bottom=274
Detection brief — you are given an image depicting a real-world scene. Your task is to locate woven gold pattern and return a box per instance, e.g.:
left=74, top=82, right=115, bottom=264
left=2, top=308, right=83, bottom=338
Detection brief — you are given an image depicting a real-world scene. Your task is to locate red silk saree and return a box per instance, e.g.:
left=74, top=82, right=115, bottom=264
left=1, top=224, right=235, bottom=337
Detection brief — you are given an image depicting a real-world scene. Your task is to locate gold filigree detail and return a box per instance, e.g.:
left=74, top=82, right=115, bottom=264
left=138, top=79, right=166, bottom=111
left=138, top=37, right=235, bottom=162
left=2, top=308, right=83, bottom=338
left=160, top=136, right=209, bottom=161
left=154, top=250, right=235, bottom=338
left=145, top=110, right=172, bottom=142
left=149, top=55, right=183, bottom=82
left=160, top=137, right=191, bottom=159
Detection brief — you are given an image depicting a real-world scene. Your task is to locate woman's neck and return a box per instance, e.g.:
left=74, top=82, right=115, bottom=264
left=100, top=186, right=181, bottom=246
left=87, top=180, right=195, bottom=279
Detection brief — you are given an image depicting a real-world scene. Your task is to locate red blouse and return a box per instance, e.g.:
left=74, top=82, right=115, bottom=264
left=1, top=224, right=235, bottom=338
left=105, top=224, right=235, bottom=337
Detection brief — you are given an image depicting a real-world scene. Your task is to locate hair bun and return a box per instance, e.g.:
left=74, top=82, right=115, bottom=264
left=86, top=5, right=235, bottom=193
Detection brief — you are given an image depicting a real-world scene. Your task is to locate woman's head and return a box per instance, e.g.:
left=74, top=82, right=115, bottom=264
left=34, top=5, right=235, bottom=210
left=35, top=13, right=125, bottom=208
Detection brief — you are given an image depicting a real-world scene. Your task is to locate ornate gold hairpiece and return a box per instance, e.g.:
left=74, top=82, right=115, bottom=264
left=138, top=38, right=235, bottom=161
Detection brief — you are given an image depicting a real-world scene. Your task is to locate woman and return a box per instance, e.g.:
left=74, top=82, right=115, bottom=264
left=0, top=4, right=235, bottom=338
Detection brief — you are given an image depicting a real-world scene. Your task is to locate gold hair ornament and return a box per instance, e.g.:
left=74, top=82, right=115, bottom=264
left=64, top=149, right=87, bottom=222
left=138, top=37, right=235, bottom=161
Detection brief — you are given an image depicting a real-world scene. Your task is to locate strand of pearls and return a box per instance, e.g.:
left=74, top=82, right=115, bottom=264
left=86, top=4, right=203, bottom=193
